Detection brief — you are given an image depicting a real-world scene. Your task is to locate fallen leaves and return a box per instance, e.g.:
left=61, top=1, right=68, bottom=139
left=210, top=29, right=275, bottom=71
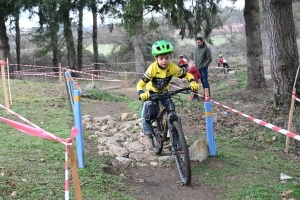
left=10, top=191, right=17, bottom=197
left=267, top=136, right=276, bottom=145
left=281, top=190, right=293, bottom=199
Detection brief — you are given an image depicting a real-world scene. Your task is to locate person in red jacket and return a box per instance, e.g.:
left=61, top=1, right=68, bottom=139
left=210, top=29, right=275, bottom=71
left=188, top=60, right=201, bottom=101
left=177, top=55, right=189, bottom=72
left=218, top=57, right=231, bottom=73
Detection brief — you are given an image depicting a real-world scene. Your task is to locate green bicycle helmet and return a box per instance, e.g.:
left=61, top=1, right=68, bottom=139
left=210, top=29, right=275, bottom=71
left=151, top=40, right=174, bottom=57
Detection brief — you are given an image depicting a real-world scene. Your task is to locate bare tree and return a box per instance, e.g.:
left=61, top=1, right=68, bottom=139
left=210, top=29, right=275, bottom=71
left=244, top=0, right=265, bottom=89
left=88, top=0, right=100, bottom=72
left=130, top=0, right=145, bottom=74
left=61, top=0, right=78, bottom=71
left=262, top=0, right=299, bottom=107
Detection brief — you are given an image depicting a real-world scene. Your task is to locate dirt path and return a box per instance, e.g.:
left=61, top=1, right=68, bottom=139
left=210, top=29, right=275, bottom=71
left=81, top=87, right=224, bottom=200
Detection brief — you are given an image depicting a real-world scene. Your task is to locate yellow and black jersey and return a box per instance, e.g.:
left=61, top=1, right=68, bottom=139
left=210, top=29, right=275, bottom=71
left=136, top=61, right=195, bottom=94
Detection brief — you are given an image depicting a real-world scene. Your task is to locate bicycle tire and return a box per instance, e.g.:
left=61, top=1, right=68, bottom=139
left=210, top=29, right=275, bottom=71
left=172, top=121, right=191, bottom=185
left=149, top=119, right=163, bottom=155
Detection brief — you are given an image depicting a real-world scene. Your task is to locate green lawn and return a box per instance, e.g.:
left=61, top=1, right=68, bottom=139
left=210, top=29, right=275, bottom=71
left=0, top=79, right=133, bottom=200
left=85, top=44, right=114, bottom=55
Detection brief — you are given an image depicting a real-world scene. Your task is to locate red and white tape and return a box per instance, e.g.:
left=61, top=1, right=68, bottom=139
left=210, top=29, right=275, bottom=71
left=169, top=84, right=300, bottom=141
left=0, top=104, right=78, bottom=199
left=65, top=146, right=69, bottom=200
left=211, top=99, right=300, bottom=141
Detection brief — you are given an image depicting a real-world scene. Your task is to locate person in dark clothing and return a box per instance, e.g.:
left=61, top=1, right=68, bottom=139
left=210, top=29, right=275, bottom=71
left=195, top=37, right=212, bottom=97
left=222, top=58, right=231, bottom=73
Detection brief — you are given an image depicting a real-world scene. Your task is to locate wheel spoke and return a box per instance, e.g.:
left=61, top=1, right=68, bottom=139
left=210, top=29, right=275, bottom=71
left=171, top=121, right=191, bottom=185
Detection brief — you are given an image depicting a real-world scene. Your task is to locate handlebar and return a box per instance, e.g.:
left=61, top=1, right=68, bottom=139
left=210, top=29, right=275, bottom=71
left=139, top=87, right=192, bottom=101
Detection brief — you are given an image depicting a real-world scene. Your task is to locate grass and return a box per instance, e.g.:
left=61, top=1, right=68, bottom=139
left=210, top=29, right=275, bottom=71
left=2, top=71, right=300, bottom=199
left=193, top=136, right=300, bottom=199
left=176, top=35, right=232, bottom=46
left=176, top=35, right=238, bottom=46
left=83, top=89, right=130, bottom=102
left=191, top=69, right=300, bottom=199
left=85, top=44, right=114, bottom=56
left=0, top=79, right=133, bottom=199
left=171, top=69, right=300, bottom=199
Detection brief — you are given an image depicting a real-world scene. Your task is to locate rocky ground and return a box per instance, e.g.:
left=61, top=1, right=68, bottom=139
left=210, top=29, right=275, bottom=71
left=80, top=70, right=300, bottom=200
left=81, top=87, right=225, bottom=200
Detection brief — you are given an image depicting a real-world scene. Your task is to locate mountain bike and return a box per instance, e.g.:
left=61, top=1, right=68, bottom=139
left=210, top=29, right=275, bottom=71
left=141, top=87, right=192, bottom=185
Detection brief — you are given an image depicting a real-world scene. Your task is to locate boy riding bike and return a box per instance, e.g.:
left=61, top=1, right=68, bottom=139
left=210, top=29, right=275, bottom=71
left=136, top=40, right=199, bottom=135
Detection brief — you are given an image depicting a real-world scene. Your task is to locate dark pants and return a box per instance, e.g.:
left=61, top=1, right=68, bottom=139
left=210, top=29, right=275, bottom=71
left=199, top=67, right=210, bottom=96
left=223, top=63, right=230, bottom=73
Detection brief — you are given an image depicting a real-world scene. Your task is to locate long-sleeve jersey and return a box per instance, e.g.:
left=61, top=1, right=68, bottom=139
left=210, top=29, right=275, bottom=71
left=136, top=61, right=195, bottom=94
left=177, top=58, right=188, bottom=66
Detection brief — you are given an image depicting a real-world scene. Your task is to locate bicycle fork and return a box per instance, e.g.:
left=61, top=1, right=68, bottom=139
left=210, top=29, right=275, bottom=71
left=167, top=111, right=182, bottom=154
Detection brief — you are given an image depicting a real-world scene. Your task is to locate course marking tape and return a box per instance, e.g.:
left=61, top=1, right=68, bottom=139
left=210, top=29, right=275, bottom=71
left=210, top=99, right=300, bottom=141
left=0, top=104, right=77, bottom=145
left=169, top=84, right=300, bottom=141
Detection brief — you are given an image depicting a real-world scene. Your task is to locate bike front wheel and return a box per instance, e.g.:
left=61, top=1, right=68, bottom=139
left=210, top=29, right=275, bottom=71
left=149, top=120, right=163, bottom=155
left=172, top=121, right=191, bottom=185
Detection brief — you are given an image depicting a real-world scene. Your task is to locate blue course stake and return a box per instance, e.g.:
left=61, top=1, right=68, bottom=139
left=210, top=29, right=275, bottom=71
left=73, top=90, right=85, bottom=168
left=65, top=71, right=74, bottom=107
left=204, top=89, right=216, bottom=156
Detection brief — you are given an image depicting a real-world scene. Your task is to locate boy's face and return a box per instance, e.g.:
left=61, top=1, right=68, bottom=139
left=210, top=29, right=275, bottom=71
left=155, top=54, right=171, bottom=68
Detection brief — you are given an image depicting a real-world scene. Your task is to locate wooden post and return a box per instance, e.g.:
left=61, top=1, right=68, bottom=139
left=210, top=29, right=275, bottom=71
left=125, top=71, right=128, bottom=88
left=285, top=88, right=296, bottom=153
left=6, top=58, right=12, bottom=106
left=64, top=72, right=73, bottom=112
left=67, top=145, right=82, bottom=200
left=1, top=60, right=10, bottom=113
left=34, top=59, right=36, bottom=73
left=61, top=68, right=66, bottom=95
left=59, top=63, right=62, bottom=84
left=235, top=59, right=238, bottom=76
left=116, top=56, right=118, bottom=76
left=91, top=74, right=94, bottom=84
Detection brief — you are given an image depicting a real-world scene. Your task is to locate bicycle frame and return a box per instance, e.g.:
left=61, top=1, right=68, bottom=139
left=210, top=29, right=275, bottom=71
left=149, top=97, right=182, bottom=143
left=141, top=87, right=192, bottom=184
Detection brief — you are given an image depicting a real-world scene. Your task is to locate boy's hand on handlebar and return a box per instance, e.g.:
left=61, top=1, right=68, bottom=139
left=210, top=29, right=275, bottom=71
left=140, top=92, right=150, bottom=101
left=189, top=81, right=199, bottom=91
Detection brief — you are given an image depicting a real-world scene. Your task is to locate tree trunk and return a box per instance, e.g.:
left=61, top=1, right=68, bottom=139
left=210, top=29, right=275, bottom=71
left=0, top=16, right=10, bottom=67
left=133, top=31, right=145, bottom=75
left=262, top=0, right=299, bottom=107
left=50, top=22, right=59, bottom=73
left=131, top=0, right=145, bottom=75
left=14, top=12, right=20, bottom=73
left=77, top=3, right=83, bottom=71
left=47, top=3, right=60, bottom=73
left=91, top=0, right=100, bottom=73
left=63, top=13, right=78, bottom=72
left=244, top=0, right=265, bottom=89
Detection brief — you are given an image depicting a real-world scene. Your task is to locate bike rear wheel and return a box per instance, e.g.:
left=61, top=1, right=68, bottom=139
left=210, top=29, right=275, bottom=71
left=172, top=121, right=191, bottom=185
left=149, top=120, right=163, bottom=155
